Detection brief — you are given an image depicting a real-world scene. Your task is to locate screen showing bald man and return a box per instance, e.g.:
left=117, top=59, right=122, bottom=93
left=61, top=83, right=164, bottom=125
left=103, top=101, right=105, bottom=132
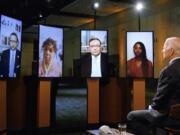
left=80, top=30, right=108, bottom=78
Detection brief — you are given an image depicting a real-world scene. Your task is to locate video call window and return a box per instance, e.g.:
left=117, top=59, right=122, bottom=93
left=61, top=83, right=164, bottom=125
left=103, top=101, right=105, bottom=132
left=126, top=31, right=154, bottom=78
left=0, top=15, right=22, bottom=78
left=80, top=30, right=108, bottom=78
left=38, top=25, right=63, bottom=78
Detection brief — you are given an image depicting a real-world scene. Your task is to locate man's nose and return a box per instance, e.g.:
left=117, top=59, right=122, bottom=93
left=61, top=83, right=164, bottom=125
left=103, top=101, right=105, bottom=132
left=46, top=50, right=50, bottom=54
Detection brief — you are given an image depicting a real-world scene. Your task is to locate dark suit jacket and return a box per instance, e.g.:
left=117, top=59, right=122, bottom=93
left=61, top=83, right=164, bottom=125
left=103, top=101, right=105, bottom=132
left=81, top=53, right=108, bottom=77
left=151, top=58, right=180, bottom=113
left=0, top=49, right=21, bottom=77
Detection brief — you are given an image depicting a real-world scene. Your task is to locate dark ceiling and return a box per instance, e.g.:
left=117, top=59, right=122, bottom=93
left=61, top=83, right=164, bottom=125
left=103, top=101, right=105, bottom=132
left=0, top=0, right=77, bottom=28
left=0, top=0, right=137, bottom=30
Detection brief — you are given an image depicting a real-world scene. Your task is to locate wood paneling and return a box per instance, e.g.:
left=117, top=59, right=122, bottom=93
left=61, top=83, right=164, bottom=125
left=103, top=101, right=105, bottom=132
left=132, top=79, right=145, bottom=110
left=100, top=77, right=123, bottom=123
left=7, top=78, right=26, bottom=129
left=87, top=79, right=99, bottom=124
left=0, top=81, right=7, bottom=134
left=37, top=81, right=51, bottom=127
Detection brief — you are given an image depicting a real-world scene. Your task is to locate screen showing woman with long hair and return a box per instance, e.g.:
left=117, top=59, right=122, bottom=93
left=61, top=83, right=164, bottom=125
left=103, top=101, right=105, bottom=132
left=126, top=32, right=154, bottom=78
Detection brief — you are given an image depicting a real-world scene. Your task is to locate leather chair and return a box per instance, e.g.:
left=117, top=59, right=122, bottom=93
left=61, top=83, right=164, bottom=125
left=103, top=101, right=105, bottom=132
left=160, top=104, right=180, bottom=135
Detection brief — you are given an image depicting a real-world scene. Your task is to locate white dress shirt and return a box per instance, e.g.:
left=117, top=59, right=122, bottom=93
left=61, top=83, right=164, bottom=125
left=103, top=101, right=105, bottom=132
left=9, top=50, right=16, bottom=77
left=91, top=54, right=101, bottom=77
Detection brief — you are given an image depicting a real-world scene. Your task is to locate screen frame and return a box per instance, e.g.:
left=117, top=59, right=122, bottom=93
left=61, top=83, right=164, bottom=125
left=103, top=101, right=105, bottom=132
left=126, top=31, right=154, bottom=79
left=0, top=14, right=22, bottom=79
left=38, top=24, right=64, bottom=79
left=80, top=29, right=109, bottom=79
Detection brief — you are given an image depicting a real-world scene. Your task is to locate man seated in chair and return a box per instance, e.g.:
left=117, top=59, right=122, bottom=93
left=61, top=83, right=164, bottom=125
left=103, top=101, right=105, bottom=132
left=127, top=37, right=180, bottom=135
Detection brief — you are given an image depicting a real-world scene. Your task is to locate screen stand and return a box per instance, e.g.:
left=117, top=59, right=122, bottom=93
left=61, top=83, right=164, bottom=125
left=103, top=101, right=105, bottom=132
left=0, top=80, right=7, bottom=135
left=37, top=80, right=51, bottom=129
left=87, top=78, right=99, bottom=126
left=132, top=79, right=145, bottom=110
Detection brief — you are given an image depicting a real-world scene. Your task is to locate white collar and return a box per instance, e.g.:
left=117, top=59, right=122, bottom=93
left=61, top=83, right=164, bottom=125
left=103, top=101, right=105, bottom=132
left=92, top=54, right=101, bottom=59
left=169, top=57, right=180, bottom=64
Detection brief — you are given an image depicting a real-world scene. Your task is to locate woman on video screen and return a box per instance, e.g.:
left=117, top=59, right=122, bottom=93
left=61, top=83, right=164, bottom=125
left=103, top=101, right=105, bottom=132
left=127, top=41, right=153, bottom=78
left=39, top=38, right=62, bottom=77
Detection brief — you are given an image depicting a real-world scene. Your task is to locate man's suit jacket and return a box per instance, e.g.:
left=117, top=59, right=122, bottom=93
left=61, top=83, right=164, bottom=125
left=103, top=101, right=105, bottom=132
left=0, top=49, right=21, bottom=77
left=151, top=58, right=180, bottom=113
left=81, top=53, right=108, bottom=77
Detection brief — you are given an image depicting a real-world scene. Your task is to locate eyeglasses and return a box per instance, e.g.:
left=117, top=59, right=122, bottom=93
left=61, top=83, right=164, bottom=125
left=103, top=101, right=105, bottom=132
left=10, top=40, right=18, bottom=43
left=89, top=45, right=101, bottom=48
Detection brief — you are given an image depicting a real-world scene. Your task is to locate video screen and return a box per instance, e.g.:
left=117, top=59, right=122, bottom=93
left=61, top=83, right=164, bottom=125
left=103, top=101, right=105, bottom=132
left=0, top=15, right=22, bottom=78
left=38, top=25, right=63, bottom=77
left=126, top=32, right=154, bottom=78
left=80, top=30, right=108, bottom=78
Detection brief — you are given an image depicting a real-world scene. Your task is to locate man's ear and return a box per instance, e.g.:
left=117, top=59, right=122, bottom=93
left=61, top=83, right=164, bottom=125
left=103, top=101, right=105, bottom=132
left=170, top=48, right=174, bottom=56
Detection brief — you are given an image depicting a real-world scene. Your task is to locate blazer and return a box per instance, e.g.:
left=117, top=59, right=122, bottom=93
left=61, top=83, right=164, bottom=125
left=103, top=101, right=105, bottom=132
left=81, top=53, right=108, bottom=77
left=151, top=58, right=180, bottom=113
left=0, top=49, right=21, bottom=77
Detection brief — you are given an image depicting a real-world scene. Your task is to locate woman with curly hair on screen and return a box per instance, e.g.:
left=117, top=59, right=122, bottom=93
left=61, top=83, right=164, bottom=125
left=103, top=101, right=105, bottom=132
left=39, top=38, right=62, bottom=77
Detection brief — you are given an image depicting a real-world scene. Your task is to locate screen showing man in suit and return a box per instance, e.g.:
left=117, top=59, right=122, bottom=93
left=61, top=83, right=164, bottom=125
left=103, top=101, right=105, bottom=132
left=0, top=15, right=22, bottom=78
left=0, top=32, right=21, bottom=77
left=81, top=30, right=108, bottom=78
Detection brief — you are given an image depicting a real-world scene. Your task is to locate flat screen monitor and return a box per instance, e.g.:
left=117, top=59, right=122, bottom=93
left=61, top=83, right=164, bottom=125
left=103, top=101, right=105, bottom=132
left=126, top=31, right=154, bottom=78
left=80, top=30, right=108, bottom=78
left=38, top=25, right=63, bottom=78
left=0, top=15, right=22, bottom=78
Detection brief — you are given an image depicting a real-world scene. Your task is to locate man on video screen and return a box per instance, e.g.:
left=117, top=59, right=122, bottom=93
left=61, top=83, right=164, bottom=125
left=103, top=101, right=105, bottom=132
left=0, top=32, right=21, bottom=77
left=81, top=37, right=108, bottom=78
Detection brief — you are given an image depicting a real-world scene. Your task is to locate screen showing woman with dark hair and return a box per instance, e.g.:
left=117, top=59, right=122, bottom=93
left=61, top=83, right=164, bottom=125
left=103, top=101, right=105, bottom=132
left=127, top=41, right=153, bottom=77
left=127, top=32, right=154, bottom=78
